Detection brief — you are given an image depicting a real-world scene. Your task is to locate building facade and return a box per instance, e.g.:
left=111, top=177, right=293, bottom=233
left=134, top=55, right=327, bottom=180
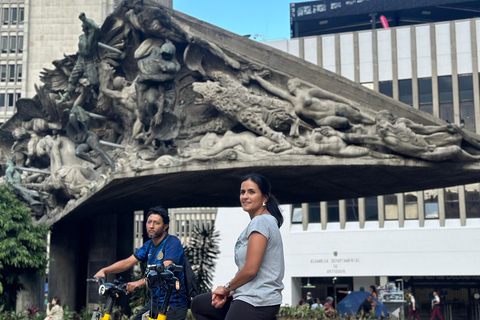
left=211, top=16, right=480, bottom=320
left=0, top=0, right=117, bottom=125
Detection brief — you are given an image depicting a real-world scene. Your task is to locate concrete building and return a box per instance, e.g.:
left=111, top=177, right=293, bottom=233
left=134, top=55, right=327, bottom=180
left=209, top=2, right=480, bottom=320
left=0, top=0, right=117, bottom=125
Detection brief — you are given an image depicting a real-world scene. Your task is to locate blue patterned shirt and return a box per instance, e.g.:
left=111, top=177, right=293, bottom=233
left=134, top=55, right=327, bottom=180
left=134, top=235, right=188, bottom=307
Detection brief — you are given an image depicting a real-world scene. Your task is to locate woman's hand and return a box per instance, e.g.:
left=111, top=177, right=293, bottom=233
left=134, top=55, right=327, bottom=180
left=211, top=286, right=230, bottom=308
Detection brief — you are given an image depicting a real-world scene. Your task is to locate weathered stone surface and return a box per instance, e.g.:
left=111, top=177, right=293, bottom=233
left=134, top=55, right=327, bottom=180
left=2, top=0, right=480, bottom=224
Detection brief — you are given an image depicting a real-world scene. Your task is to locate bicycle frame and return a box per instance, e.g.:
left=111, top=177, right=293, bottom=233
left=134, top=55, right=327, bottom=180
left=88, top=277, right=127, bottom=320
left=145, top=264, right=183, bottom=320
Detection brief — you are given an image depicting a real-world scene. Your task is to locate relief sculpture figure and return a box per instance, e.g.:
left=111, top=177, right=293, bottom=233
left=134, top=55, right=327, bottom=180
left=250, top=74, right=375, bottom=129
left=331, top=110, right=480, bottom=161
left=60, top=13, right=100, bottom=103
left=135, top=42, right=181, bottom=144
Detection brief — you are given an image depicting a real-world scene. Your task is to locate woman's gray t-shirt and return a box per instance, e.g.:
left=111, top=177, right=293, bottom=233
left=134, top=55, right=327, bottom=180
left=233, top=214, right=285, bottom=307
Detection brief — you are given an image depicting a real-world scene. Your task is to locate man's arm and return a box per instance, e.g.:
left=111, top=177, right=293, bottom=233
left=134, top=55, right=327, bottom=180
left=94, top=254, right=139, bottom=279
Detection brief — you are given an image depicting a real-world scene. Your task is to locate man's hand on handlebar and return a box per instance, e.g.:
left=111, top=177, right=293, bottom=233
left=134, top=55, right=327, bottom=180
left=126, top=279, right=146, bottom=293
left=93, top=270, right=106, bottom=279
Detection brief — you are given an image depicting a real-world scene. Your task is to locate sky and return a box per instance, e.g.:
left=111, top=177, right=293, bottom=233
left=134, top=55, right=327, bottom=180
left=173, top=0, right=294, bottom=41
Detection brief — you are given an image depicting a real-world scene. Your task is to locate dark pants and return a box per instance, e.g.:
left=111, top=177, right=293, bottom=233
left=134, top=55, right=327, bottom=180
left=408, top=308, right=422, bottom=320
left=430, top=306, right=444, bottom=320
left=132, top=301, right=188, bottom=320
left=191, top=292, right=280, bottom=320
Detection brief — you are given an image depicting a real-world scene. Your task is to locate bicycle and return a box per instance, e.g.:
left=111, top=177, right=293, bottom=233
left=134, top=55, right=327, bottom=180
left=143, top=263, right=184, bottom=320
left=87, top=277, right=128, bottom=320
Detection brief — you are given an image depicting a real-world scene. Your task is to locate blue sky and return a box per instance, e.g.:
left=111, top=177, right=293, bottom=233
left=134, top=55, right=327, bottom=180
left=173, top=0, right=294, bottom=41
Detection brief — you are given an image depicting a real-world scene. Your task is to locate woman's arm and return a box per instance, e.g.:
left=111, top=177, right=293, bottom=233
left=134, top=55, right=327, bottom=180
left=211, top=232, right=268, bottom=308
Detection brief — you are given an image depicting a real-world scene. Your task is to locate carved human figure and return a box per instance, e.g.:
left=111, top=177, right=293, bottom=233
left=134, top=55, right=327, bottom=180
left=11, top=127, right=30, bottom=167
left=330, top=110, right=480, bottom=162
left=136, top=42, right=181, bottom=144
left=65, top=105, right=116, bottom=171
left=250, top=74, right=375, bottom=129
left=99, top=67, right=138, bottom=142
left=40, top=135, right=96, bottom=199
left=282, top=127, right=393, bottom=159
left=179, top=131, right=277, bottom=159
left=60, top=13, right=100, bottom=103
left=5, top=160, right=43, bottom=208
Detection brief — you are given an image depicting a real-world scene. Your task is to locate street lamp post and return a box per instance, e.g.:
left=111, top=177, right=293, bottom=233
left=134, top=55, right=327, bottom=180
left=333, top=277, right=337, bottom=307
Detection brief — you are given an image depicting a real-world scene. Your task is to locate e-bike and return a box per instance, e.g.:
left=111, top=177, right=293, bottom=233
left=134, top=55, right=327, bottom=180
left=87, top=277, right=128, bottom=320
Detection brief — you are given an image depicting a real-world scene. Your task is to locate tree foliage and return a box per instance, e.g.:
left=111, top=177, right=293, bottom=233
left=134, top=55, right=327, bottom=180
left=184, top=223, right=220, bottom=294
left=0, top=185, right=49, bottom=310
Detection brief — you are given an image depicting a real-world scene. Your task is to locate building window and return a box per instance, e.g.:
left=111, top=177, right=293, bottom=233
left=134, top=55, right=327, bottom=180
left=404, top=191, right=418, bottom=219
left=0, top=65, right=6, bottom=82
left=399, top=79, right=413, bottom=106
left=9, top=36, right=16, bottom=53
left=292, top=203, right=302, bottom=224
left=465, top=183, right=480, bottom=218
left=19, top=8, right=24, bottom=24
left=7, top=93, right=14, bottom=108
left=346, top=198, right=358, bottom=222
left=1, top=36, right=7, bottom=53
left=424, top=189, right=439, bottom=219
left=0, top=93, right=5, bottom=109
left=384, top=194, right=398, bottom=220
left=379, top=80, right=393, bottom=98
left=2, top=8, right=8, bottom=25
left=365, top=197, right=378, bottom=221
left=327, top=200, right=340, bottom=222
left=459, top=74, right=475, bottom=132
left=10, top=8, right=17, bottom=25
left=17, top=35, right=23, bottom=53
left=418, top=78, right=433, bottom=115
left=309, top=202, right=321, bottom=223
left=438, top=76, right=453, bottom=124
left=16, top=64, right=21, bottom=82
left=16, top=92, right=20, bottom=101
left=8, top=65, right=14, bottom=82
left=444, top=186, right=459, bottom=219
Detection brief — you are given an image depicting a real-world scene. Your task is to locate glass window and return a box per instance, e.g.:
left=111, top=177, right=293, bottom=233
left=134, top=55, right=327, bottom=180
left=346, top=198, right=359, bottom=222
left=379, top=81, right=393, bottom=98
left=365, top=197, right=378, bottom=221
left=16, top=92, right=20, bottom=101
left=16, top=64, right=21, bottom=82
left=459, top=74, right=475, bottom=132
left=8, top=65, right=14, bottom=82
left=399, top=79, right=413, bottom=106
left=17, top=36, right=23, bottom=53
left=418, top=78, right=433, bottom=114
left=465, top=183, right=480, bottom=218
left=309, top=202, right=321, bottom=223
left=0, top=65, right=6, bottom=82
left=424, top=189, right=439, bottom=219
left=1, top=36, right=7, bottom=53
left=444, top=186, right=459, bottom=219
left=405, top=191, right=418, bottom=220
left=0, top=93, right=5, bottom=108
left=384, top=194, right=398, bottom=220
left=438, top=76, right=453, bottom=124
left=11, top=8, right=17, bottom=25
left=327, top=200, right=340, bottom=222
left=292, top=203, right=302, bottom=224
left=9, top=36, right=16, bottom=53
left=7, top=93, right=14, bottom=108
left=19, top=8, right=24, bottom=24
left=2, top=8, right=8, bottom=25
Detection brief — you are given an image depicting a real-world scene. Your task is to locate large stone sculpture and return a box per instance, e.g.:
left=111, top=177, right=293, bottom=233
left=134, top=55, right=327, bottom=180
left=1, top=0, right=480, bottom=220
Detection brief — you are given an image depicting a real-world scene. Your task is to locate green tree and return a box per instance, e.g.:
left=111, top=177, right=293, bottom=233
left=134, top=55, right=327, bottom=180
left=184, top=223, right=220, bottom=294
left=0, top=185, right=49, bottom=310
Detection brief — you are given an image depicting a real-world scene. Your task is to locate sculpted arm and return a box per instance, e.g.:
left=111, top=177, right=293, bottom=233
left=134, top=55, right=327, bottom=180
left=251, top=74, right=295, bottom=103
left=307, top=87, right=355, bottom=106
